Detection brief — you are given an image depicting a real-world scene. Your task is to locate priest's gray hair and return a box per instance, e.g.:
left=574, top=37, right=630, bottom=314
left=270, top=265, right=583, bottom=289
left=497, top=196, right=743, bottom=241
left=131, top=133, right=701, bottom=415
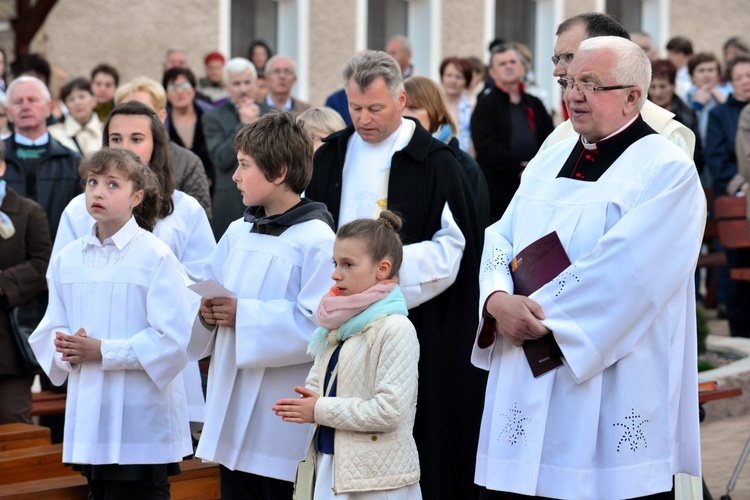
left=223, top=57, right=257, bottom=84
left=343, top=51, right=404, bottom=102
left=578, top=36, right=651, bottom=110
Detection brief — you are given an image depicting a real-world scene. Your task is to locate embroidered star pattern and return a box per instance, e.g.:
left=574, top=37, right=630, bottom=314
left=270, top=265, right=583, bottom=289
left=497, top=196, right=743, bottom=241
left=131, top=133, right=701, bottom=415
left=613, top=408, right=649, bottom=452
left=553, top=267, right=580, bottom=297
left=480, top=248, right=511, bottom=284
left=497, top=403, right=531, bottom=446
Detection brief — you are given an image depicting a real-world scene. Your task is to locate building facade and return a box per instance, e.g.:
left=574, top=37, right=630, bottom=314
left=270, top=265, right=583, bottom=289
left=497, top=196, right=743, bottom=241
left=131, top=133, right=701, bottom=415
left=0, top=0, right=746, bottom=117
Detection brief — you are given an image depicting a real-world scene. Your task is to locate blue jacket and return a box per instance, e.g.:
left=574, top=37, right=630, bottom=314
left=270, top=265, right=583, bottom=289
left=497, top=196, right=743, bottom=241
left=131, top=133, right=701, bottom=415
left=705, top=94, right=749, bottom=195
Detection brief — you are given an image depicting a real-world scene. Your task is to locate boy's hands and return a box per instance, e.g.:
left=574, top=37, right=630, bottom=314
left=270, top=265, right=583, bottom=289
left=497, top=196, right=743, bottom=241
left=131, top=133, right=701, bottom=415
left=273, top=387, right=319, bottom=424
left=200, top=297, right=237, bottom=327
left=55, top=328, right=102, bottom=363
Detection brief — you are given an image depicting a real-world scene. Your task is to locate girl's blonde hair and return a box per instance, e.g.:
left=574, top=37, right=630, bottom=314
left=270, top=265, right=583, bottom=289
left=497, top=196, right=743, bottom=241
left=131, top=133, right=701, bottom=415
left=79, top=148, right=162, bottom=232
left=336, top=210, right=403, bottom=279
left=296, top=106, right=346, bottom=138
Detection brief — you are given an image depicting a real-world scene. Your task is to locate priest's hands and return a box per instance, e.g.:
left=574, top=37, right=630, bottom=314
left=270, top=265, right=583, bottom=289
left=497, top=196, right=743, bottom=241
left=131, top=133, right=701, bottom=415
left=55, top=328, right=102, bottom=363
left=273, top=386, right=319, bottom=424
left=485, top=292, right=551, bottom=347
left=200, top=297, right=237, bottom=327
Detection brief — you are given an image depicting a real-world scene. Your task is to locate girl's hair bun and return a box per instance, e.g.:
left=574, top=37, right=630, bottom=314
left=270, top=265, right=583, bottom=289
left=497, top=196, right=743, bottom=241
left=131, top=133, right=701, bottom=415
left=378, top=210, right=402, bottom=232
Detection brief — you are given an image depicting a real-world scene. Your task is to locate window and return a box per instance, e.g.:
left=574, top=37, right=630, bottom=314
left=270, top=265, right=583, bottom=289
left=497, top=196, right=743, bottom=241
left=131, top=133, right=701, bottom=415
left=367, top=0, right=408, bottom=51
left=494, top=0, right=536, bottom=55
left=606, top=0, right=642, bottom=32
left=231, top=0, right=278, bottom=59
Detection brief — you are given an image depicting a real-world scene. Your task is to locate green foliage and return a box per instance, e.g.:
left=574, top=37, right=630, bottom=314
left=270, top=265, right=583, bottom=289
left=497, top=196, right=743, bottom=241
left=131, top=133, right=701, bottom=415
left=698, top=360, right=715, bottom=372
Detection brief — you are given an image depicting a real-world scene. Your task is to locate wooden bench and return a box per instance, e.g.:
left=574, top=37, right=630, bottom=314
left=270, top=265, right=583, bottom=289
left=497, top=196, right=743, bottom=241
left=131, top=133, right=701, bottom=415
left=0, top=443, right=77, bottom=485
left=0, top=424, right=50, bottom=451
left=714, top=196, right=750, bottom=281
left=0, top=458, right=220, bottom=500
left=697, top=188, right=727, bottom=308
left=30, top=391, right=67, bottom=417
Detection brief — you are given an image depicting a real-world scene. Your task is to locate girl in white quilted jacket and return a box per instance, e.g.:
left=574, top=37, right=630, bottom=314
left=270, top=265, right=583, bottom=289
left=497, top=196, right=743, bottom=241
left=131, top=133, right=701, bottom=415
left=274, top=211, right=422, bottom=498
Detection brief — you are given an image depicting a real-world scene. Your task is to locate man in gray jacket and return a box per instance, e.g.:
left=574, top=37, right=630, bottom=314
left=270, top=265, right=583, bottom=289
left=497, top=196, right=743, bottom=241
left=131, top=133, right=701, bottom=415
left=203, top=57, right=272, bottom=240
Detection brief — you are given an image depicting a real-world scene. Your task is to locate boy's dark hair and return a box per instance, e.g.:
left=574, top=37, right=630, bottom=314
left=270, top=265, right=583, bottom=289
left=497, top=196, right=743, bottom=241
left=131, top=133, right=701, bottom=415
left=102, top=101, right=174, bottom=220
left=556, top=13, right=630, bottom=40
left=11, top=53, right=51, bottom=85
left=666, top=37, right=694, bottom=56
left=727, top=54, right=750, bottom=82
left=688, top=53, right=721, bottom=77
left=233, top=112, right=312, bottom=194
left=91, top=63, right=120, bottom=87
left=337, top=210, right=404, bottom=279
left=162, top=67, right=197, bottom=91
left=79, top=148, right=162, bottom=232
left=61, top=77, right=93, bottom=103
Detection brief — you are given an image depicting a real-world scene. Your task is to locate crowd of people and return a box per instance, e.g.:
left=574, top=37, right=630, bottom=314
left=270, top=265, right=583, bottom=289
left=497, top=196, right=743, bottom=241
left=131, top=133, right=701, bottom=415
left=0, top=10, right=747, bottom=500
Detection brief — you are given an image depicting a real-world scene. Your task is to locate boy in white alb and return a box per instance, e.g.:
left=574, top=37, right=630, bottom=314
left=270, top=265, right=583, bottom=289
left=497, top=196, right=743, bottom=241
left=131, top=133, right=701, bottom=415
left=189, top=112, right=335, bottom=499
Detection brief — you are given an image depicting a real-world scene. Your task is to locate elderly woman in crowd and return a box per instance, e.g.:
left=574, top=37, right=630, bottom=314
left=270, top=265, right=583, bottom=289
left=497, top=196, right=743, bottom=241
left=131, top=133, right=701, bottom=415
left=403, top=75, right=490, bottom=230
left=163, top=67, right=215, bottom=190
left=48, top=78, right=102, bottom=157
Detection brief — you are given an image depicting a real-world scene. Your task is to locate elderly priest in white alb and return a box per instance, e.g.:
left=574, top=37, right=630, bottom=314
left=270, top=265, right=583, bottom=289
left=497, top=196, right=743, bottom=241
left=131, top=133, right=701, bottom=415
left=473, top=36, right=705, bottom=500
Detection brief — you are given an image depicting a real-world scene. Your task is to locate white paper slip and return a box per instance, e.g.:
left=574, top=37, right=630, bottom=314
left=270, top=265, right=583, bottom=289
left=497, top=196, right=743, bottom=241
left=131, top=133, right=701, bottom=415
left=188, top=280, right=235, bottom=299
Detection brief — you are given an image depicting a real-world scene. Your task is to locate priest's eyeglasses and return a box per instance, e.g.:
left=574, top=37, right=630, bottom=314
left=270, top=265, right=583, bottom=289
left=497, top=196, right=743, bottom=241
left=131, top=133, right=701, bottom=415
left=551, top=52, right=575, bottom=67
left=557, top=78, right=636, bottom=95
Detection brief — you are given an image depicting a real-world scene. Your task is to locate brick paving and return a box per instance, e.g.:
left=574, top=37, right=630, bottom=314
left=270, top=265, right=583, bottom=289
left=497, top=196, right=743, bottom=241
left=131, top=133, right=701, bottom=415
left=700, top=312, right=750, bottom=500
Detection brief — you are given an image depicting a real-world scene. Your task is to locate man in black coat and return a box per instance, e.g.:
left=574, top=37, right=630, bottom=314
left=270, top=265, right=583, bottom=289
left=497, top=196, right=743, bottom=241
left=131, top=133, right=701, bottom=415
left=471, top=43, right=554, bottom=224
left=307, top=51, right=486, bottom=499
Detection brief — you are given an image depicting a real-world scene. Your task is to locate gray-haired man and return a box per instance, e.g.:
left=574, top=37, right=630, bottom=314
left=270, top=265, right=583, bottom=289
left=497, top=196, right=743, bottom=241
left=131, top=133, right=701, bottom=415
left=202, top=57, right=273, bottom=239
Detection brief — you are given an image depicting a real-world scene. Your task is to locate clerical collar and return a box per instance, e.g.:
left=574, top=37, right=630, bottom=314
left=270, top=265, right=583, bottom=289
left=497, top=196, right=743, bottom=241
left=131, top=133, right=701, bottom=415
left=557, top=114, right=656, bottom=182
left=14, top=132, right=49, bottom=146
left=581, top=115, right=639, bottom=150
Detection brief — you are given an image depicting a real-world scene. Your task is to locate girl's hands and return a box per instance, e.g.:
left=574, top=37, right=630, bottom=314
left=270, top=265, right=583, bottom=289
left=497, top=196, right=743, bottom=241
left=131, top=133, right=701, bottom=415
left=55, top=328, right=102, bottom=363
left=273, top=387, right=319, bottom=424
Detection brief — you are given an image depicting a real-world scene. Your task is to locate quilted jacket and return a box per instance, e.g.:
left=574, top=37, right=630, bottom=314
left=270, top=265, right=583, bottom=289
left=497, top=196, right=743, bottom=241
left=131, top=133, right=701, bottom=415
left=308, top=314, right=420, bottom=494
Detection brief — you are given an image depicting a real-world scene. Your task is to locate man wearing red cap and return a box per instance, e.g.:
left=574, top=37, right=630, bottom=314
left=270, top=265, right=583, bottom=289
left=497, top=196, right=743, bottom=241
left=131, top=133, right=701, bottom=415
left=198, top=52, right=229, bottom=105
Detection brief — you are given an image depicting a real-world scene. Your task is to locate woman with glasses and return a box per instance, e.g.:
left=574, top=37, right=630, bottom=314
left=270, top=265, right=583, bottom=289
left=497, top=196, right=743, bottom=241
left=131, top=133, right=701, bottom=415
left=163, top=68, right=215, bottom=192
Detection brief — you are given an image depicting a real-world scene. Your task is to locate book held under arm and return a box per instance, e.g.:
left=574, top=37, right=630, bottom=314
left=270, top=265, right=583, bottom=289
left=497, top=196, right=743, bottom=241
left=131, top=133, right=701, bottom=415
left=514, top=231, right=571, bottom=377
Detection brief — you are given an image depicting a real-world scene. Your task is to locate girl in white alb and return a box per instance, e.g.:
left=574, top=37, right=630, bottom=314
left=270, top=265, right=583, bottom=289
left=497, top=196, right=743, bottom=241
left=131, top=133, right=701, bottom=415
left=30, top=149, right=193, bottom=499
left=274, top=211, right=422, bottom=499
left=52, top=101, right=215, bottom=425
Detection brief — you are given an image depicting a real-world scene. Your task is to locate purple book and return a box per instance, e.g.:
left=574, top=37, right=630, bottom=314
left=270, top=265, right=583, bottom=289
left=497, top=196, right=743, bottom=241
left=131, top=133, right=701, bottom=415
left=511, top=231, right=570, bottom=377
